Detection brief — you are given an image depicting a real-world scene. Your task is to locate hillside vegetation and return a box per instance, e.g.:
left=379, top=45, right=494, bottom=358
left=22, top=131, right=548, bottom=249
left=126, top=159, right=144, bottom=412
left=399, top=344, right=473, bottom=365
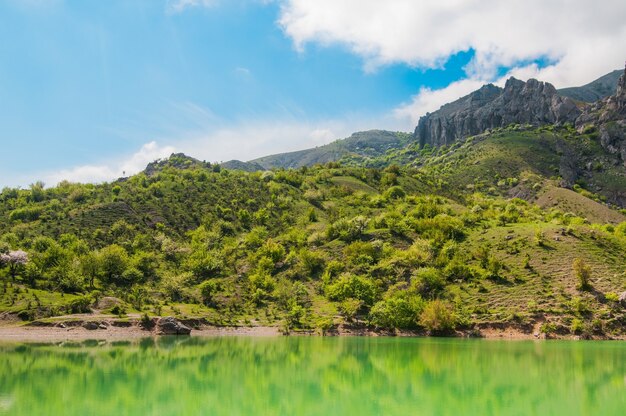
left=1, top=142, right=625, bottom=337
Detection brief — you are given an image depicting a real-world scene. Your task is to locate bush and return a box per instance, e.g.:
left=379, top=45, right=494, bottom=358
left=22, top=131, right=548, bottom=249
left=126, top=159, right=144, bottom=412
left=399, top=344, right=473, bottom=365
left=338, top=298, right=362, bottom=322
left=383, top=186, right=406, bottom=200
left=570, top=318, right=584, bottom=334
left=419, top=300, right=456, bottom=333
left=411, top=268, right=445, bottom=299
left=573, top=258, right=592, bottom=291
left=186, top=250, right=224, bottom=280
left=325, top=273, right=378, bottom=307
left=298, top=249, right=325, bottom=277
left=443, top=261, right=475, bottom=282
left=199, top=280, right=222, bottom=306
left=326, top=216, right=369, bottom=242
left=370, top=294, right=425, bottom=329
left=67, top=295, right=92, bottom=314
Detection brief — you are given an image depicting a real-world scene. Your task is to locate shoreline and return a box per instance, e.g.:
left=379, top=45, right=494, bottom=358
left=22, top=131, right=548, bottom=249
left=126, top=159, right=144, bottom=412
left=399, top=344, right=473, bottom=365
left=0, top=320, right=623, bottom=342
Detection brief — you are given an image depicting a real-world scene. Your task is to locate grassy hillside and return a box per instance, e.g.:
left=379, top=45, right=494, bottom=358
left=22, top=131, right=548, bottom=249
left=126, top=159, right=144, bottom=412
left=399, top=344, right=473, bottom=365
left=250, top=130, right=412, bottom=169
left=558, top=69, right=622, bottom=102
left=1, top=154, right=625, bottom=337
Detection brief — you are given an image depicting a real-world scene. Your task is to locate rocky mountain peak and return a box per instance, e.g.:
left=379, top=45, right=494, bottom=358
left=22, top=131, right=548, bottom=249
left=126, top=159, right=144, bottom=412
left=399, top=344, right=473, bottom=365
left=415, top=77, right=580, bottom=147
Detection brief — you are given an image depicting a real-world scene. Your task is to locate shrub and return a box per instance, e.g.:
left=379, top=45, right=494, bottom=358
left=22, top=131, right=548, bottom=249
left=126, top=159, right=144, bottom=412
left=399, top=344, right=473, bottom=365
left=570, top=318, right=584, bottom=334
left=443, top=261, right=475, bottom=282
left=199, top=280, right=222, bottom=306
left=326, top=216, right=369, bottom=242
left=410, top=268, right=445, bottom=299
left=573, top=258, right=592, bottom=291
left=383, top=186, right=406, bottom=200
left=326, top=273, right=378, bottom=306
left=419, top=300, right=456, bottom=333
left=67, top=295, right=92, bottom=314
left=370, top=294, right=425, bottom=329
left=338, top=298, right=362, bottom=322
left=298, top=249, right=325, bottom=277
left=186, top=250, right=223, bottom=280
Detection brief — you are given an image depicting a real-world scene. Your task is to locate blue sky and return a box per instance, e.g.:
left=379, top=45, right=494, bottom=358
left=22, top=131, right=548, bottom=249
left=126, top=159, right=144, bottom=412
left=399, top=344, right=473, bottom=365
left=1, top=0, right=625, bottom=187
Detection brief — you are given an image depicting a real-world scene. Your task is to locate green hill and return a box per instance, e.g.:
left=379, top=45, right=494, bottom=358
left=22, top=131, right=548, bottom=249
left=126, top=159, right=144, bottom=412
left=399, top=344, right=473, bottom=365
left=249, top=130, right=412, bottom=169
left=558, top=69, right=622, bottom=102
left=1, top=151, right=625, bottom=338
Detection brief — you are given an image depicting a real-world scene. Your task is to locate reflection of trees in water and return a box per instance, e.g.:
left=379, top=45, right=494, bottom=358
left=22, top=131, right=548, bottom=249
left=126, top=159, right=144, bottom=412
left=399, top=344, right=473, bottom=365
left=0, top=338, right=625, bottom=415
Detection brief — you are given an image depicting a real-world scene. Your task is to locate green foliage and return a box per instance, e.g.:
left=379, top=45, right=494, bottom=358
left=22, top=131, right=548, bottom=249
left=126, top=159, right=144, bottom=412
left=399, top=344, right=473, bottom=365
left=199, top=280, right=222, bottom=306
left=370, top=291, right=425, bottom=329
left=186, top=249, right=224, bottom=280
left=67, top=295, right=92, bottom=314
left=325, top=273, right=378, bottom=307
left=338, top=298, right=362, bottom=322
left=573, top=258, right=592, bottom=291
left=411, top=268, right=445, bottom=299
left=419, top=300, right=457, bottom=333
left=326, top=216, right=368, bottom=242
left=0, top=147, right=624, bottom=334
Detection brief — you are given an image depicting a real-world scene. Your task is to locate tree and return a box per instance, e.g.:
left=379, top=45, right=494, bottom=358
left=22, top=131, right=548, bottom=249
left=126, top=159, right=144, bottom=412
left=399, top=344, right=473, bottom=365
left=0, top=250, right=28, bottom=279
left=99, top=245, right=129, bottom=286
left=80, top=252, right=101, bottom=289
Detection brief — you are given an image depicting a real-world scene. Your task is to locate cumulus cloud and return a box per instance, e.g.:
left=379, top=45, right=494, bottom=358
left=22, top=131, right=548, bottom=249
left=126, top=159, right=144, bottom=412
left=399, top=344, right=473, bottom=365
left=43, top=142, right=176, bottom=186
left=278, top=0, right=626, bottom=87
left=174, top=119, right=367, bottom=162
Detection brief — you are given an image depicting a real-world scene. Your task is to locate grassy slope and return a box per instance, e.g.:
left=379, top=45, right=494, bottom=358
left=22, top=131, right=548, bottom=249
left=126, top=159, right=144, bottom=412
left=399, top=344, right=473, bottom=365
left=1, top=132, right=625, bottom=336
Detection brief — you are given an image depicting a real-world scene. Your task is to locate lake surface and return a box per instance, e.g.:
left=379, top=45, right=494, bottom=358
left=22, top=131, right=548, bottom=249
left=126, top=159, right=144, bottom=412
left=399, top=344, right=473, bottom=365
left=0, top=336, right=625, bottom=415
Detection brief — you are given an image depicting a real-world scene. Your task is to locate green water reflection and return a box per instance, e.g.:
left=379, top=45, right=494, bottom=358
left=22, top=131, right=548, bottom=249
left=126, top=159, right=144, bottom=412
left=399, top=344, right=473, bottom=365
left=0, top=337, right=625, bottom=415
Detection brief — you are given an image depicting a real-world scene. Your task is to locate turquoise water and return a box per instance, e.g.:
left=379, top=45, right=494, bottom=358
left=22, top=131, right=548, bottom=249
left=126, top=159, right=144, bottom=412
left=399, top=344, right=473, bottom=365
left=0, top=337, right=625, bottom=415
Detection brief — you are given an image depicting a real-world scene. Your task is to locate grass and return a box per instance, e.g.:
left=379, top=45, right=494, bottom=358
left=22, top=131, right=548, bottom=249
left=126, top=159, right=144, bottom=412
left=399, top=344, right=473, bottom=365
left=330, top=176, right=379, bottom=194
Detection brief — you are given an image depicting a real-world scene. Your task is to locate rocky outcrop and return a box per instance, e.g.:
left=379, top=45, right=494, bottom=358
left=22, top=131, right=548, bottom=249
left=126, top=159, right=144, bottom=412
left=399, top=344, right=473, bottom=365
left=156, top=317, right=192, bottom=335
left=415, top=77, right=581, bottom=147
left=575, top=65, right=626, bottom=165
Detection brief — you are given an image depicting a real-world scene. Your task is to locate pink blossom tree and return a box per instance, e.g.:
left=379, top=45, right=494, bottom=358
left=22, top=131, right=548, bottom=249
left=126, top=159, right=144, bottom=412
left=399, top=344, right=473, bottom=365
left=0, top=250, right=28, bottom=279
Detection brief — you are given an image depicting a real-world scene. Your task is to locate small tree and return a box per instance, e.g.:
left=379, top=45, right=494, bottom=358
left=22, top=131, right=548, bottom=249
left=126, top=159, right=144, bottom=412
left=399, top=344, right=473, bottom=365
left=0, top=250, right=28, bottom=280
left=573, top=258, right=592, bottom=291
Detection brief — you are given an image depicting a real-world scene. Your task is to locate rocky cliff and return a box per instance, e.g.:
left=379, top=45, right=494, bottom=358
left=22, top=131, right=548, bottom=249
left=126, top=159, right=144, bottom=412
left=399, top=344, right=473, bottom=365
left=575, top=64, right=626, bottom=164
left=415, top=78, right=581, bottom=147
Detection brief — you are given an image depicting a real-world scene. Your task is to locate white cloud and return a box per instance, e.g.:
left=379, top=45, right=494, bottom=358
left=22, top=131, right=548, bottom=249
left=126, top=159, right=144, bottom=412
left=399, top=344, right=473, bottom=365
left=174, top=120, right=362, bottom=162
left=166, top=0, right=217, bottom=13
left=42, top=142, right=176, bottom=186
left=277, top=0, right=626, bottom=87
left=394, top=78, right=488, bottom=128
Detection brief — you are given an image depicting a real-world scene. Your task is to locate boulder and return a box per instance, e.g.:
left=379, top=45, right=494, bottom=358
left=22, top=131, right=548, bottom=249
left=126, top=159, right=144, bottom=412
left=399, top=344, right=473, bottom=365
left=83, top=321, right=99, bottom=330
left=156, top=317, right=191, bottom=335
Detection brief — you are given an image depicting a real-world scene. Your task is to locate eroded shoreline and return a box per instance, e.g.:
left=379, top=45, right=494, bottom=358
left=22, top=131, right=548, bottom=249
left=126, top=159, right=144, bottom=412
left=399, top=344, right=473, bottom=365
left=1, top=319, right=622, bottom=342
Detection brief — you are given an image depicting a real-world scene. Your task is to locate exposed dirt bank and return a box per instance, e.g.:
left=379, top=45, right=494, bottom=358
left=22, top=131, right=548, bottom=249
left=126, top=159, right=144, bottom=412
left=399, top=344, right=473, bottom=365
left=0, top=316, right=623, bottom=342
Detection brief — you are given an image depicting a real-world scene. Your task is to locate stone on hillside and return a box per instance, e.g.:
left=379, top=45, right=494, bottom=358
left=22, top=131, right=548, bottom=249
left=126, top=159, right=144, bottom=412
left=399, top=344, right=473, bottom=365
left=156, top=317, right=191, bottom=335
left=83, top=321, right=99, bottom=330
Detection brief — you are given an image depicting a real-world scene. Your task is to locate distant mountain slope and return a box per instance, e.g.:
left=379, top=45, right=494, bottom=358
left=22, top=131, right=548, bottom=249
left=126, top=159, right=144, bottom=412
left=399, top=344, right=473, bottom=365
left=250, top=130, right=412, bottom=169
left=221, top=160, right=266, bottom=172
left=558, top=69, right=622, bottom=102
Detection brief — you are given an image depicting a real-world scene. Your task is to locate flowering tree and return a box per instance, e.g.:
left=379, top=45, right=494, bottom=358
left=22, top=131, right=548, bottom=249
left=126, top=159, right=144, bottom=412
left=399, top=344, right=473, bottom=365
left=0, top=250, right=28, bottom=279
